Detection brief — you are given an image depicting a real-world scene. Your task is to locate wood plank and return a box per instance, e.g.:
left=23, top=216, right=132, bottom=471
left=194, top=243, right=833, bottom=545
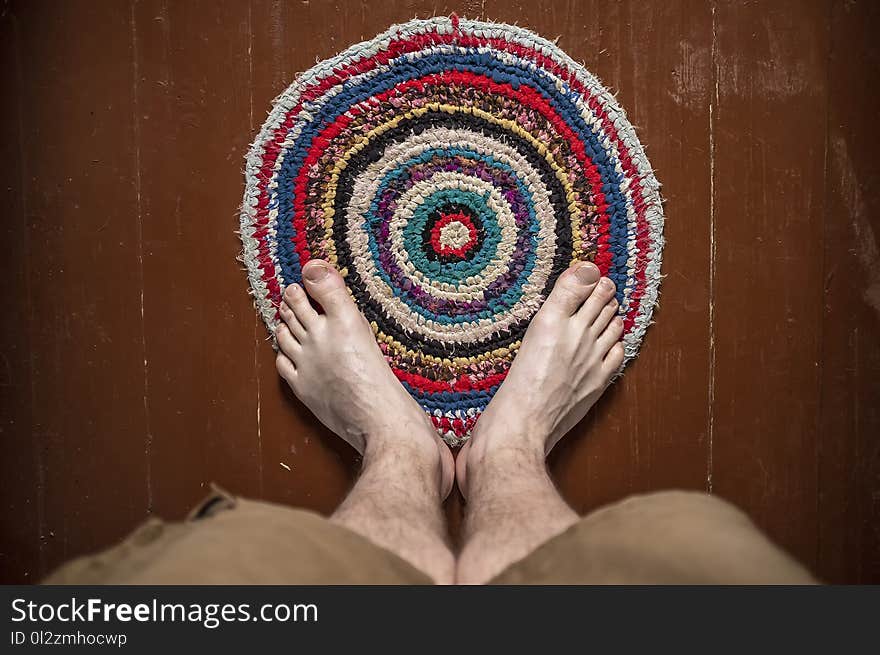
left=818, top=0, right=880, bottom=583
left=12, top=0, right=149, bottom=578
left=132, top=0, right=261, bottom=518
left=0, top=8, right=39, bottom=583
left=711, top=0, right=828, bottom=570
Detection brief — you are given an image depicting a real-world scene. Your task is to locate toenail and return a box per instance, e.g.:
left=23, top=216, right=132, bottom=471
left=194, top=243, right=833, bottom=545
left=303, top=263, right=330, bottom=283
left=574, top=263, right=599, bottom=285
left=600, top=277, right=615, bottom=291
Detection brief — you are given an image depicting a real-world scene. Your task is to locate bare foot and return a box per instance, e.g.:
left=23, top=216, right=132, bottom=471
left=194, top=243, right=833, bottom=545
left=275, top=259, right=454, bottom=499
left=457, top=262, right=623, bottom=496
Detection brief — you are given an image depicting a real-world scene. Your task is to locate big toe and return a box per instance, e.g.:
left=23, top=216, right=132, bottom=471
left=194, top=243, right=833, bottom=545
left=301, top=259, right=356, bottom=318
left=543, top=262, right=600, bottom=316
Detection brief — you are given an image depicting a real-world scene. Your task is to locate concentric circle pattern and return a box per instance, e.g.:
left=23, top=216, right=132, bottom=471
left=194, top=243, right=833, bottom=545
left=241, top=16, right=664, bottom=446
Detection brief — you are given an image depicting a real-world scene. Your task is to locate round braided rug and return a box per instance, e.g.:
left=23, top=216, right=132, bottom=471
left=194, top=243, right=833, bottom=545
left=241, top=16, right=664, bottom=446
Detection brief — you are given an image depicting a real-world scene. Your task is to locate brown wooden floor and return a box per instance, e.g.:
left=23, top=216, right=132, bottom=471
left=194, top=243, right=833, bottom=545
left=1, top=0, right=878, bottom=584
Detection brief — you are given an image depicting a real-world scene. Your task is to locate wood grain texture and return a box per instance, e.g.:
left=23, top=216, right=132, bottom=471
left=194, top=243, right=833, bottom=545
left=818, top=0, right=880, bottom=583
left=4, top=0, right=149, bottom=577
left=132, top=0, right=261, bottom=519
left=1, top=0, right=877, bottom=583
left=0, top=7, right=39, bottom=581
left=711, top=0, right=828, bottom=572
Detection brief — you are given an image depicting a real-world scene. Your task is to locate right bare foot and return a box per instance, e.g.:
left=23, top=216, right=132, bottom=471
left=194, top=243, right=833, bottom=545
left=274, top=259, right=454, bottom=499
left=457, top=262, right=623, bottom=496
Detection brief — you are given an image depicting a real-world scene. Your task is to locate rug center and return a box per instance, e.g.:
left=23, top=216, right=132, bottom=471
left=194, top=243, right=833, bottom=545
left=431, top=211, right=478, bottom=259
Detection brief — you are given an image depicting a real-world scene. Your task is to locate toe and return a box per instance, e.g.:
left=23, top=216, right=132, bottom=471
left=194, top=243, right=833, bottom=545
left=301, top=259, right=357, bottom=318
left=275, top=351, right=297, bottom=382
left=279, top=299, right=307, bottom=341
left=591, top=298, right=619, bottom=334
left=603, top=341, right=625, bottom=373
left=275, top=323, right=301, bottom=360
left=577, top=276, right=617, bottom=324
left=543, top=262, right=600, bottom=316
left=283, top=283, right=318, bottom=329
left=597, top=316, right=624, bottom=354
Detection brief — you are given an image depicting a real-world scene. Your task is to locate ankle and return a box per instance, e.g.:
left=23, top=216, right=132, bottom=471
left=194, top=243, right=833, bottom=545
left=467, top=411, right=546, bottom=468
left=363, top=432, right=437, bottom=469
left=362, top=430, right=451, bottom=499
left=470, top=440, right=545, bottom=476
left=462, top=426, right=546, bottom=499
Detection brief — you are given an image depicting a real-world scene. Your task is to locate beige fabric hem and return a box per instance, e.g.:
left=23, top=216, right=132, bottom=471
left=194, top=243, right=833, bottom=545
left=44, top=486, right=431, bottom=585
left=490, top=490, right=817, bottom=584
left=44, top=488, right=815, bottom=585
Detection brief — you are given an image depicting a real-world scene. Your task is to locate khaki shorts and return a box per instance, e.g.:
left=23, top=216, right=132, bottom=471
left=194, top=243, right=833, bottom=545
left=44, top=488, right=815, bottom=585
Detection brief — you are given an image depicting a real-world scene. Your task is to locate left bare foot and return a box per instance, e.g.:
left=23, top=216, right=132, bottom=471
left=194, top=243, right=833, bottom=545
left=274, top=259, right=454, bottom=499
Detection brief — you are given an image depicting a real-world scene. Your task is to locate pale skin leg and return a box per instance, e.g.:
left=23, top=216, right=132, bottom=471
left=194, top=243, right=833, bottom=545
left=274, top=259, right=456, bottom=584
left=456, top=262, right=623, bottom=584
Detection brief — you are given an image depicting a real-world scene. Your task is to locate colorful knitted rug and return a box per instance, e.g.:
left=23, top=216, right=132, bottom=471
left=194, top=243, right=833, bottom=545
left=241, top=16, right=664, bottom=446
